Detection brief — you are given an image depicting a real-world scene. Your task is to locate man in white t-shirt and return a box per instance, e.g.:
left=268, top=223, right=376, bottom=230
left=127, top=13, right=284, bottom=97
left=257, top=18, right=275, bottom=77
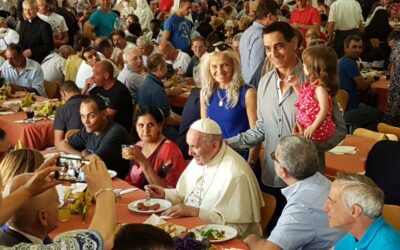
left=0, top=17, right=19, bottom=52
left=37, top=0, right=69, bottom=47
left=159, top=40, right=191, bottom=74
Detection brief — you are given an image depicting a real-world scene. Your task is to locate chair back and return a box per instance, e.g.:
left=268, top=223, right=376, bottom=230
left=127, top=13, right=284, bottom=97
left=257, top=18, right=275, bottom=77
left=335, top=90, right=349, bottom=114
left=378, top=123, right=400, bottom=141
left=65, top=129, right=80, bottom=139
left=260, top=192, right=276, bottom=235
left=366, top=140, right=400, bottom=205
left=44, top=80, right=60, bottom=99
left=383, top=204, right=400, bottom=231
left=353, top=128, right=387, bottom=141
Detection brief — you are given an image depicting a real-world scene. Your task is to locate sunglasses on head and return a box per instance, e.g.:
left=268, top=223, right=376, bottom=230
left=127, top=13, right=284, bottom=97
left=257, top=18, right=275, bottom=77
left=206, top=43, right=233, bottom=53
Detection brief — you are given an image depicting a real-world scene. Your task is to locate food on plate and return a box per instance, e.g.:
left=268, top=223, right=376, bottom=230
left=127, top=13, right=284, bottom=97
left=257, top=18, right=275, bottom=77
left=0, top=106, right=8, bottom=111
left=156, top=222, right=177, bottom=236
left=68, top=190, right=92, bottom=215
left=200, top=229, right=225, bottom=241
left=0, top=85, right=14, bottom=99
left=21, top=92, right=36, bottom=107
left=35, top=102, right=55, bottom=117
left=174, top=232, right=215, bottom=250
left=137, top=202, right=161, bottom=211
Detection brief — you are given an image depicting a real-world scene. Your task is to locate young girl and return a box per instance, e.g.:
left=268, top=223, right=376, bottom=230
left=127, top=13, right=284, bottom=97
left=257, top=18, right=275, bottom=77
left=288, top=45, right=338, bottom=143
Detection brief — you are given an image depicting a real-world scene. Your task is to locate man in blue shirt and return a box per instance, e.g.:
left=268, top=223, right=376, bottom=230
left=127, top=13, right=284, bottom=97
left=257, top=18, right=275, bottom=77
left=324, top=173, right=400, bottom=249
left=338, top=34, right=380, bottom=127
left=244, top=136, right=345, bottom=250
left=239, top=0, right=279, bottom=83
left=162, top=0, right=192, bottom=53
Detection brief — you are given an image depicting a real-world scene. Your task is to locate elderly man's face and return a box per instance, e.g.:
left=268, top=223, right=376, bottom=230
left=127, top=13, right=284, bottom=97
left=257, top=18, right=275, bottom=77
left=187, top=129, right=218, bottom=166
left=6, top=49, right=25, bottom=68
left=23, top=3, right=38, bottom=20
left=323, top=181, right=354, bottom=230
left=126, top=50, right=144, bottom=73
left=80, top=102, right=106, bottom=133
left=264, top=31, right=297, bottom=71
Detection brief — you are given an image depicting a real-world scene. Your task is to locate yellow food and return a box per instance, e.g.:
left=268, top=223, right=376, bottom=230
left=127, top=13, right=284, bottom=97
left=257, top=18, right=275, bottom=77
left=21, top=92, right=36, bottom=107
left=157, top=222, right=177, bottom=236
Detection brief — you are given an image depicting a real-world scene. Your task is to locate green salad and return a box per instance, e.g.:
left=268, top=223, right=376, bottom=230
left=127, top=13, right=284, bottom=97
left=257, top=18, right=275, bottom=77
left=200, top=229, right=225, bottom=240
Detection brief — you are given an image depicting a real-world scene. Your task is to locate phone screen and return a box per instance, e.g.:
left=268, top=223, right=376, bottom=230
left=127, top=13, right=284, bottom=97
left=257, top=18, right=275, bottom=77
left=56, top=156, right=89, bottom=182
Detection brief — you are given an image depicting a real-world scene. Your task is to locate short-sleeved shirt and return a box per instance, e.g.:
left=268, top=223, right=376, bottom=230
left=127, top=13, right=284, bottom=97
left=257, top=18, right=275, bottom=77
left=338, top=57, right=361, bottom=110
left=68, top=121, right=131, bottom=178
left=328, top=0, right=364, bottom=31
left=137, top=73, right=171, bottom=117
left=163, top=14, right=191, bottom=52
left=268, top=172, right=346, bottom=250
left=53, top=95, right=85, bottom=132
left=335, top=216, right=400, bottom=250
left=117, top=64, right=145, bottom=104
left=168, top=50, right=191, bottom=74
left=88, top=9, right=118, bottom=38
left=1, top=58, right=46, bottom=97
left=38, top=12, right=69, bottom=34
left=290, top=5, right=320, bottom=37
left=41, top=52, right=66, bottom=82
left=89, top=80, right=133, bottom=133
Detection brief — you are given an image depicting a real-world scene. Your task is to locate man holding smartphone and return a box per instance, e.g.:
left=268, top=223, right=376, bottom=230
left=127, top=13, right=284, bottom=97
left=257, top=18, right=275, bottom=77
left=57, top=96, right=131, bottom=178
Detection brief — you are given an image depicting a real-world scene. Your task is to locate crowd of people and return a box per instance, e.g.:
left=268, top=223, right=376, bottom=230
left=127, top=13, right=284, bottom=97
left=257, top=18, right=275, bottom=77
left=0, top=0, right=399, bottom=249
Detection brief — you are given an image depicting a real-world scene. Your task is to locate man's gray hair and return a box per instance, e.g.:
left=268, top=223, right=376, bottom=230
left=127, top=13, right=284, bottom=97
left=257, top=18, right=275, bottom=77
left=123, top=46, right=141, bottom=61
left=136, top=36, right=153, bottom=48
left=277, top=136, right=319, bottom=180
left=23, top=0, right=37, bottom=8
left=336, top=173, right=384, bottom=219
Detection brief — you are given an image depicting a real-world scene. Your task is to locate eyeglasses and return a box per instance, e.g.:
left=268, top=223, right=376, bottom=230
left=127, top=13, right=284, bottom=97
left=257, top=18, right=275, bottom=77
left=271, top=150, right=280, bottom=164
left=206, top=43, right=232, bottom=53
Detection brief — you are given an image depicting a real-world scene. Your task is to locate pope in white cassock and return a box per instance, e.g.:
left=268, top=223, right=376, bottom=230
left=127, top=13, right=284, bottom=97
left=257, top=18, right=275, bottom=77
left=146, top=118, right=264, bottom=238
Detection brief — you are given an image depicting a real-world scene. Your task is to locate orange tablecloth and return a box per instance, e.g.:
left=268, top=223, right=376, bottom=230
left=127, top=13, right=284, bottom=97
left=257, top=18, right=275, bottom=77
left=168, top=91, right=190, bottom=108
left=0, top=94, right=54, bottom=150
left=51, top=179, right=249, bottom=249
left=325, top=135, right=377, bottom=176
left=371, top=78, right=389, bottom=113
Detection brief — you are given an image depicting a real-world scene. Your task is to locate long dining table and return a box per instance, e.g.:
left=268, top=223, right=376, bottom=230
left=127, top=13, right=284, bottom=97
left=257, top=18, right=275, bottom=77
left=0, top=92, right=54, bottom=150
left=325, top=135, right=377, bottom=176
left=51, top=178, right=249, bottom=249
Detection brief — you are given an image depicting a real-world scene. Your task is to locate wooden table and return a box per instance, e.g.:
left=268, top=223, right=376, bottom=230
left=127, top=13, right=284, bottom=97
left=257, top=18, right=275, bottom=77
left=167, top=78, right=194, bottom=108
left=325, top=135, right=377, bottom=176
left=51, top=179, right=249, bottom=249
left=0, top=93, right=54, bottom=150
left=371, top=77, right=389, bottom=113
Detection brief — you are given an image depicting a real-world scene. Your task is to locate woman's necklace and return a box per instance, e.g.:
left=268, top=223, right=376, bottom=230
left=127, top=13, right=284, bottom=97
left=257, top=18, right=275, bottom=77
left=216, top=88, right=228, bottom=107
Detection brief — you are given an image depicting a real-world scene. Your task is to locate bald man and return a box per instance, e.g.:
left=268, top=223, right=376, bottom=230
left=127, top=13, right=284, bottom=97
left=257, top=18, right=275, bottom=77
left=117, top=47, right=146, bottom=104
left=41, top=45, right=75, bottom=82
left=158, top=41, right=191, bottom=74
left=0, top=174, right=59, bottom=246
left=86, top=60, right=133, bottom=132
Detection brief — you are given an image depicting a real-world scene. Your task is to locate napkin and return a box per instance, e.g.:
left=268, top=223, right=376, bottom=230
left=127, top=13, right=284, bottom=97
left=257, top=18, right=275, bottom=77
left=329, top=146, right=358, bottom=155
left=0, top=111, right=15, bottom=115
left=144, top=214, right=186, bottom=237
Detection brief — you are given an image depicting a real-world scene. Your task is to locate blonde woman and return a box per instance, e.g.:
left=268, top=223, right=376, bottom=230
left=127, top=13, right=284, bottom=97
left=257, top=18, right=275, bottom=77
left=0, top=149, right=44, bottom=185
left=200, top=44, right=259, bottom=164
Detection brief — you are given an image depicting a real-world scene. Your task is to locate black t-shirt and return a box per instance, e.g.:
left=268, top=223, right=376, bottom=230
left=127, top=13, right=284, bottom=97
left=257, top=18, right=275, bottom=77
left=68, top=122, right=131, bottom=178
left=89, top=80, right=133, bottom=133
left=53, top=95, right=85, bottom=132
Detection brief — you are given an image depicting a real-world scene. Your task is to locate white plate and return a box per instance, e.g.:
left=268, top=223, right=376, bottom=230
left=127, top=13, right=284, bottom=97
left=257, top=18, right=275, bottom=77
left=108, top=170, right=117, bottom=178
left=53, top=229, right=88, bottom=242
left=191, top=224, right=238, bottom=243
left=128, top=199, right=172, bottom=214
left=48, top=114, right=55, bottom=120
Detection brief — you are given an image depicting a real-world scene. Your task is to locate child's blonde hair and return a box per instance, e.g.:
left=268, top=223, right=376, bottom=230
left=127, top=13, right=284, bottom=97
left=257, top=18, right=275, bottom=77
left=302, top=45, right=338, bottom=96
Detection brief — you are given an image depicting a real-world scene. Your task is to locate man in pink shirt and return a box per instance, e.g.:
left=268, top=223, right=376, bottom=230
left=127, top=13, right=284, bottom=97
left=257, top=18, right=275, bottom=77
left=290, top=0, right=320, bottom=38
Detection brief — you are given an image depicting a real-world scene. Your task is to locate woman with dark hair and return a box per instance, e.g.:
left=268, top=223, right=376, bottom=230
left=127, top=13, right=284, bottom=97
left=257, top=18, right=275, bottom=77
left=122, top=106, right=186, bottom=188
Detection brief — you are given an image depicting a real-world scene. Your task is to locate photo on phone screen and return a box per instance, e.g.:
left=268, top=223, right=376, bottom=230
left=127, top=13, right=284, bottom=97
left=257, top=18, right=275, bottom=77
left=56, top=156, right=89, bottom=182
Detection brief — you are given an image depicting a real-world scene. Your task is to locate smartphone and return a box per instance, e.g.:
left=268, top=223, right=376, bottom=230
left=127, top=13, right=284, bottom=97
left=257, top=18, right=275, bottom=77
left=55, top=156, right=89, bottom=182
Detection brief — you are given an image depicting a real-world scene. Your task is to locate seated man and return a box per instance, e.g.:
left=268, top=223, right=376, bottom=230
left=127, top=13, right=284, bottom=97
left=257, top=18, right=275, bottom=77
left=57, top=96, right=131, bottom=178
left=117, top=47, right=146, bottom=104
left=136, top=35, right=159, bottom=67
left=137, top=53, right=181, bottom=127
left=147, top=118, right=264, bottom=238
left=158, top=40, right=191, bottom=74
left=41, top=45, right=75, bottom=82
left=1, top=43, right=46, bottom=96
left=76, top=46, right=100, bottom=89
left=324, top=173, right=400, bottom=249
left=53, top=81, right=84, bottom=146
left=112, top=29, right=136, bottom=52
left=0, top=174, right=59, bottom=246
left=339, top=34, right=381, bottom=127
left=244, top=136, right=345, bottom=250
left=84, top=60, right=133, bottom=133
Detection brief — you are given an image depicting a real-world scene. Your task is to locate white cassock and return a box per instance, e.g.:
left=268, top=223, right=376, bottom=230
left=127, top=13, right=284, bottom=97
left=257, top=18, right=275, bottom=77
left=165, top=143, right=264, bottom=238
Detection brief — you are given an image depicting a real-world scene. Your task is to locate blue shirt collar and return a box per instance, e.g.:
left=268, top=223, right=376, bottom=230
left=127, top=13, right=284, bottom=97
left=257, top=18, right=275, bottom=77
left=355, top=216, right=386, bottom=248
